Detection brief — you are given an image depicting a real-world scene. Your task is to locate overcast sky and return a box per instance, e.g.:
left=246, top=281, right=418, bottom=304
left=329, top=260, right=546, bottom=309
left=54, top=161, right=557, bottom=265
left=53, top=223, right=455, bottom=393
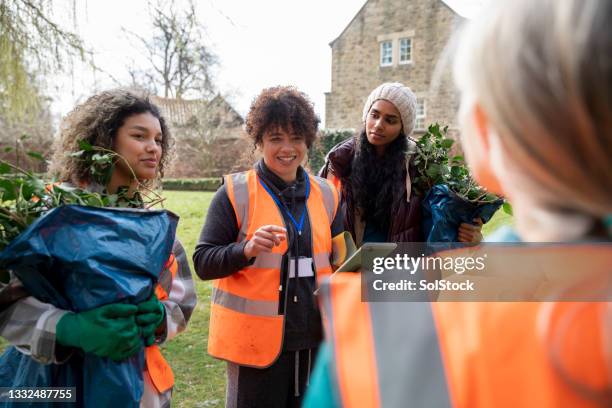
left=48, top=0, right=485, bottom=124
left=50, top=0, right=367, bottom=123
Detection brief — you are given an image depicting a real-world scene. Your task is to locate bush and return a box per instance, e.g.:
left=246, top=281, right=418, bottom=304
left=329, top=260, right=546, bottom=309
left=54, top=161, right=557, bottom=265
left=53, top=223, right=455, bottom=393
left=308, top=128, right=354, bottom=173
left=162, top=178, right=222, bottom=191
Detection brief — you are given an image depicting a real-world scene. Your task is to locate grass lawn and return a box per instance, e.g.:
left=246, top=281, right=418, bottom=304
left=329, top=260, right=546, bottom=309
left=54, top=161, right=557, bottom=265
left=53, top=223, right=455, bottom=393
left=0, top=191, right=512, bottom=407
left=155, top=191, right=225, bottom=408
left=482, top=208, right=513, bottom=237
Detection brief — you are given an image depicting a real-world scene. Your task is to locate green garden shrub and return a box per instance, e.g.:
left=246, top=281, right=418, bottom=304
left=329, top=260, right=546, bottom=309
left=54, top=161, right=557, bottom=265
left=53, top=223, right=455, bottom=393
left=308, top=128, right=354, bottom=173
left=162, top=178, right=222, bottom=191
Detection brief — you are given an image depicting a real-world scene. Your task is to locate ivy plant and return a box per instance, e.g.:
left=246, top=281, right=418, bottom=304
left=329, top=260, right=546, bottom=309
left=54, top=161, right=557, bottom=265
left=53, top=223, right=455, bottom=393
left=0, top=141, right=164, bottom=251
left=412, top=123, right=512, bottom=214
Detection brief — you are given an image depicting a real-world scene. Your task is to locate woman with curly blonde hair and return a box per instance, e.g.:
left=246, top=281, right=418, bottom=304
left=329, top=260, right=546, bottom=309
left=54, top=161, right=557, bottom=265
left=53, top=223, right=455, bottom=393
left=1, top=88, right=196, bottom=407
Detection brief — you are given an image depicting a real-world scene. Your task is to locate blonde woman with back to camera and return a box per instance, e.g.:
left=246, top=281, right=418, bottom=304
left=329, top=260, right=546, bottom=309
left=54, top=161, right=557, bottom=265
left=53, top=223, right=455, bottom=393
left=304, top=0, right=612, bottom=407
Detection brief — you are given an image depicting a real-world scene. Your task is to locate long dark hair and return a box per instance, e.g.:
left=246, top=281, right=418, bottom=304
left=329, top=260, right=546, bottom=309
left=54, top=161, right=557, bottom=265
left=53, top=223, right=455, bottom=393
left=351, top=129, right=408, bottom=228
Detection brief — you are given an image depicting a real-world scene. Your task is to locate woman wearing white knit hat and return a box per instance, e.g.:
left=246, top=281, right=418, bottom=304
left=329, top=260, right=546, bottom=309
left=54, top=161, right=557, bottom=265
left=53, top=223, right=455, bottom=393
left=319, top=82, right=482, bottom=245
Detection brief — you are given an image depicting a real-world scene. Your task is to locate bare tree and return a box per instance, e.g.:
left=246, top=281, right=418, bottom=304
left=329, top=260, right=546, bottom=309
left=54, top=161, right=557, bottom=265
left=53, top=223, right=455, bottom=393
left=125, top=0, right=218, bottom=99
left=0, top=1, right=88, bottom=171
left=0, top=0, right=87, bottom=118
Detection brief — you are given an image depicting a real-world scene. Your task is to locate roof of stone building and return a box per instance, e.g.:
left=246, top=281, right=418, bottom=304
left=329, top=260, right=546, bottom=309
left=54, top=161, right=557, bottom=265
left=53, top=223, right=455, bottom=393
left=329, top=0, right=457, bottom=46
left=151, top=96, right=207, bottom=125
left=151, top=94, right=244, bottom=141
left=151, top=94, right=243, bottom=127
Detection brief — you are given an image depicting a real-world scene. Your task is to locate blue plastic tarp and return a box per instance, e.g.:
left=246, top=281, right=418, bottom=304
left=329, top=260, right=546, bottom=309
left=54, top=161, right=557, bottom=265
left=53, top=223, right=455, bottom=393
left=422, top=184, right=503, bottom=242
left=0, top=205, right=178, bottom=408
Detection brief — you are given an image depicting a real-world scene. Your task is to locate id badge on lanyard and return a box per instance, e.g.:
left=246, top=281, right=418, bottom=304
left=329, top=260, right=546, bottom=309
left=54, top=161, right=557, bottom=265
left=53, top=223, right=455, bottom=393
left=289, top=257, right=314, bottom=278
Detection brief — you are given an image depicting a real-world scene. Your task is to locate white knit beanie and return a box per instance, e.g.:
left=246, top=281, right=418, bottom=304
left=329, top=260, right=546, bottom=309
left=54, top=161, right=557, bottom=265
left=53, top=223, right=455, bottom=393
left=362, top=82, right=417, bottom=135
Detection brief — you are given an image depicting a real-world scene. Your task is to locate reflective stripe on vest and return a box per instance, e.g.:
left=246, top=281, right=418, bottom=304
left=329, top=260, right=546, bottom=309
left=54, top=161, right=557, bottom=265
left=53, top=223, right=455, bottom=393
left=323, top=246, right=612, bottom=408
left=236, top=251, right=331, bottom=271
left=225, top=171, right=251, bottom=242
left=211, top=286, right=278, bottom=317
left=146, top=253, right=178, bottom=394
left=314, top=176, right=338, bottom=226
left=322, top=272, right=451, bottom=408
left=208, top=169, right=337, bottom=367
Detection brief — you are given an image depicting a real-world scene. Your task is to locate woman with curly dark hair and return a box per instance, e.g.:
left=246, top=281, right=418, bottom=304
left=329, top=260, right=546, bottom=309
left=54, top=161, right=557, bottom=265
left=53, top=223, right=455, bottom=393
left=193, top=86, right=348, bottom=408
left=0, top=89, right=196, bottom=407
left=319, top=82, right=483, bottom=245
left=49, top=88, right=173, bottom=191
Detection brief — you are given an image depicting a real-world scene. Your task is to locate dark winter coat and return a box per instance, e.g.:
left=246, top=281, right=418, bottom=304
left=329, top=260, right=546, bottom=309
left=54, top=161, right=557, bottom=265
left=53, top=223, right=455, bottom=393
left=318, top=137, right=423, bottom=244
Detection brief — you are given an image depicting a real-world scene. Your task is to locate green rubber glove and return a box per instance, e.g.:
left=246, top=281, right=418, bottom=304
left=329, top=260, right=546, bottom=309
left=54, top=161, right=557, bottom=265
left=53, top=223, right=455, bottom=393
left=56, top=303, right=141, bottom=361
left=136, top=293, right=165, bottom=346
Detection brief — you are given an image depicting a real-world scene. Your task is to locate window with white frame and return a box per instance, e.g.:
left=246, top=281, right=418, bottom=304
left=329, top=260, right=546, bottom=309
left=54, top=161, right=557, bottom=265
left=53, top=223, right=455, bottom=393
left=399, top=38, right=412, bottom=64
left=380, top=41, right=393, bottom=66
left=415, top=98, right=426, bottom=130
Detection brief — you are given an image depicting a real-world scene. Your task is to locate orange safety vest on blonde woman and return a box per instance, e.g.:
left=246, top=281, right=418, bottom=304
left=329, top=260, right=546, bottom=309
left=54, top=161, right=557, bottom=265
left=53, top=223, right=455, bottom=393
left=208, top=169, right=339, bottom=368
left=320, top=245, right=612, bottom=408
left=145, top=253, right=178, bottom=393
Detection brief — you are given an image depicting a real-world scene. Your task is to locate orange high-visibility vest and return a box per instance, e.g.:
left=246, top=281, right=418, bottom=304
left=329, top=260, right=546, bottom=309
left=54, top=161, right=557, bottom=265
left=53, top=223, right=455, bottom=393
left=326, top=172, right=343, bottom=194
left=208, top=169, right=338, bottom=368
left=321, top=245, right=612, bottom=408
left=145, top=253, right=178, bottom=394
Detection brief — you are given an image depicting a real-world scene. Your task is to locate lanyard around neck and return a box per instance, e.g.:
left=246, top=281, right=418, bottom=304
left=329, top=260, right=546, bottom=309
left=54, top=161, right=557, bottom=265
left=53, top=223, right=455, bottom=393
left=257, top=175, right=311, bottom=236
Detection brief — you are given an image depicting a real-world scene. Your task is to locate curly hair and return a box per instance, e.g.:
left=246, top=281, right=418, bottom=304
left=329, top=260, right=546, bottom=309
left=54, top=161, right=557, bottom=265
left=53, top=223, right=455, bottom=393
left=49, top=89, right=172, bottom=187
left=351, top=128, right=408, bottom=228
left=245, top=86, right=319, bottom=148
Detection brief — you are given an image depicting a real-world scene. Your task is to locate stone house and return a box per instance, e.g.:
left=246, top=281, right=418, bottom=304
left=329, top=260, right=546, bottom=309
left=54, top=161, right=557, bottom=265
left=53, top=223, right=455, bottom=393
left=152, top=95, right=249, bottom=178
left=325, top=0, right=465, bottom=133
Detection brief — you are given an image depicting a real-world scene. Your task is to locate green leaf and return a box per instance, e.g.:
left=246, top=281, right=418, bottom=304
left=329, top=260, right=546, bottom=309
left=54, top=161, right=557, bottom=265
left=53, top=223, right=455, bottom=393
left=3, top=147, right=13, bottom=153
left=26, top=151, right=45, bottom=161
left=21, top=178, right=45, bottom=200
left=428, top=123, right=441, bottom=136
left=441, top=139, right=454, bottom=149
left=0, top=162, right=11, bottom=174
left=450, top=166, right=463, bottom=178
left=78, top=140, right=93, bottom=151
left=425, top=165, right=440, bottom=179
left=451, top=155, right=464, bottom=163
left=502, top=202, right=514, bottom=215
left=86, top=196, right=103, bottom=207
left=0, top=180, right=16, bottom=201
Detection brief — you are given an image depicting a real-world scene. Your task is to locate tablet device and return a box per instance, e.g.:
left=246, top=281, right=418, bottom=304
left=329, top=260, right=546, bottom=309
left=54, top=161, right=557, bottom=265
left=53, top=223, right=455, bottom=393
left=336, top=242, right=398, bottom=272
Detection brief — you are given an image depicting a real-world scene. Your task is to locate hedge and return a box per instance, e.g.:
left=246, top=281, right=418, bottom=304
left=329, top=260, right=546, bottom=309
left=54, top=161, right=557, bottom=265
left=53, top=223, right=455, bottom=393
left=308, top=128, right=354, bottom=173
left=162, top=178, right=222, bottom=191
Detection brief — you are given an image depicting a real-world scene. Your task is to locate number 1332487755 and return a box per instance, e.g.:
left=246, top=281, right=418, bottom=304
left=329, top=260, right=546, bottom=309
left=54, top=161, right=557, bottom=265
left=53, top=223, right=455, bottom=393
left=0, top=387, right=76, bottom=402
